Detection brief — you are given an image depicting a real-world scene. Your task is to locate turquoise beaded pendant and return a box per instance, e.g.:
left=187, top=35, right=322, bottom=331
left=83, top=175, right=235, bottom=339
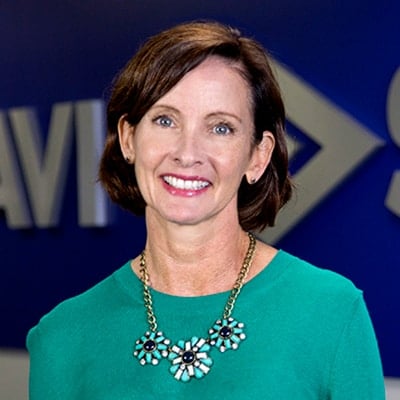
left=133, top=331, right=170, bottom=365
left=168, top=337, right=213, bottom=382
left=209, top=317, right=246, bottom=352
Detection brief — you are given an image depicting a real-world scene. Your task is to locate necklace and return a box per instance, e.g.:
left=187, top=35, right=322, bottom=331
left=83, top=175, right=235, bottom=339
left=133, top=232, right=256, bottom=382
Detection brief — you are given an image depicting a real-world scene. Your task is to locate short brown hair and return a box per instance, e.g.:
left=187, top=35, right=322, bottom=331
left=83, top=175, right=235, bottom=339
left=99, top=21, right=292, bottom=232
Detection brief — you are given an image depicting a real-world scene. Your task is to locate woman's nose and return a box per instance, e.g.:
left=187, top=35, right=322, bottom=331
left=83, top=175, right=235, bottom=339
left=171, top=130, right=203, bottom=167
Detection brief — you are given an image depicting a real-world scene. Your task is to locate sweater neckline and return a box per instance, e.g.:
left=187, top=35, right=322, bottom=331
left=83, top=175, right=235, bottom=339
left=114, top=249, right=293, bottom=308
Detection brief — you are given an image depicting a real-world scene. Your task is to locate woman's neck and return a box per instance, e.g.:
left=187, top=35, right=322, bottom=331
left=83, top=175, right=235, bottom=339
left=137, top=215, right=250, bottom=296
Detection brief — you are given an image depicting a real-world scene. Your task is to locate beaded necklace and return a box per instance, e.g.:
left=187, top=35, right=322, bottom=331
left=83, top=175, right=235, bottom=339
left=133, top=232, right=256, bottom=382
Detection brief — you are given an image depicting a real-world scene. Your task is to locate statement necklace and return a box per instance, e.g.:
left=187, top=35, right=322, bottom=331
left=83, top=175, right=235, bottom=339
left=133, top=232, right=256, bottom=382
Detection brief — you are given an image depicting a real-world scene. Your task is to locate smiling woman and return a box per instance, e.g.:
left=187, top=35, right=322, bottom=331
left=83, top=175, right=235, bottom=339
left=26, top=21, right=385, bottom=399
left=99, top=21, right=292, bottom=231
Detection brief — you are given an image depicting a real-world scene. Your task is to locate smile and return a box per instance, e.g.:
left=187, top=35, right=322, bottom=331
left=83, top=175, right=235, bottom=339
left=162, top=176, right=210, bottom=190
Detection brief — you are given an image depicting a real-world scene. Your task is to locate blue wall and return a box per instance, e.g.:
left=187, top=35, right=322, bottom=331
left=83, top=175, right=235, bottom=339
left=1, top=1, right=399, bottom=377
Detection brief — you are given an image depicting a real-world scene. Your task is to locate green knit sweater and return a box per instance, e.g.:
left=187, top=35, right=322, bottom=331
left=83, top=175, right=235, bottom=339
left=27, top=250, right=385, bottom=399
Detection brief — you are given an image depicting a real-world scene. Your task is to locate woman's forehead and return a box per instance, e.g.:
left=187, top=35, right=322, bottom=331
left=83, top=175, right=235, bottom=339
left=149, top=56, right=253, bottom=115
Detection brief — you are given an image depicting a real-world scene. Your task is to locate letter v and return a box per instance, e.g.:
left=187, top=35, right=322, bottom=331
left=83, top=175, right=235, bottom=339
left=9, top=103, right=73, bottom=228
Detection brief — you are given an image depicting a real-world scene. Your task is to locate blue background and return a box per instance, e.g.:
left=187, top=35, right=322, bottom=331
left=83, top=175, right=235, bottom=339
left=1, top=1, right=399, bottom=377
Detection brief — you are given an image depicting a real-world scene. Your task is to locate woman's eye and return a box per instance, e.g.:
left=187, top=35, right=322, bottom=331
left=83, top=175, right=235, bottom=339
left=213, top=123, right=233, bottom=135
left=154, top=115, right=173, bottom=127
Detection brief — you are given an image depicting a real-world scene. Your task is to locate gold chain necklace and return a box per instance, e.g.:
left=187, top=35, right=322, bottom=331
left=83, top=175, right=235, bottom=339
left=133, top=232, right=256, bottom=382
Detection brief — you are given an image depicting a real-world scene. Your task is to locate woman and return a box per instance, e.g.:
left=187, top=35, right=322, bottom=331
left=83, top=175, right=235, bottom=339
left=27, top=21, right=385, bottom=399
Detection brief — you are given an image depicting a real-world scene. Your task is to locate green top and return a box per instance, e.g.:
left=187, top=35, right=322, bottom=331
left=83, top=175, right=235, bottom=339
left=27, top=250, right=385, bottom=399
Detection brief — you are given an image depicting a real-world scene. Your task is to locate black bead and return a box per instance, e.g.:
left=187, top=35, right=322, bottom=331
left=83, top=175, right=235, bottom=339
left=219, top=326, right=232, bottom=338
left=143, top=340, right=156, bottom=352
left=182, top=351, right=195, bottom=364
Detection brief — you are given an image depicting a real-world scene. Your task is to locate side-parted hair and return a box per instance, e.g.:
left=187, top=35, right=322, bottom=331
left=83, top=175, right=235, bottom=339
left=99, top=21, right=293, bottom=232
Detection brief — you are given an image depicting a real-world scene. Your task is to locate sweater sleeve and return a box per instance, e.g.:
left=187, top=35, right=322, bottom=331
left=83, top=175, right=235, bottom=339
left=328, top=295, right=385, bottom=399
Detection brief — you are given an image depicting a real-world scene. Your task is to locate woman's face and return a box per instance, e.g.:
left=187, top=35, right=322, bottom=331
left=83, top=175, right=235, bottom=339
left=119, top=56, right=274, bottom=228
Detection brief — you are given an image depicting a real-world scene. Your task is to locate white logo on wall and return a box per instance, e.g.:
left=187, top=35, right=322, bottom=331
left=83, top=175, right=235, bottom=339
left=0, top=64, right=398, bottom=240
left=0, top=101, right=107, bottom=228
left=261, top=61, right=386, bottom=243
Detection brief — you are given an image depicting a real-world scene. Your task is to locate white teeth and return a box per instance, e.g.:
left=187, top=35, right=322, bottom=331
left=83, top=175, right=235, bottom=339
left=163, top=176, right=209, bottom=190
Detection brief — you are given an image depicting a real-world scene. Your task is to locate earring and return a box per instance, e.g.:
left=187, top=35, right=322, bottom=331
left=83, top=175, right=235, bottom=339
left=246, top=174, right=257, bottom=184
left=125, top=156, right=131, bottom=164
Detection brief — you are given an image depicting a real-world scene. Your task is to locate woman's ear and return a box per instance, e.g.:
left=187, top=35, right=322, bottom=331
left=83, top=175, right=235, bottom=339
left=118, top=114, right=135, bottom=164
left=245, top=131, right=275, bottom=184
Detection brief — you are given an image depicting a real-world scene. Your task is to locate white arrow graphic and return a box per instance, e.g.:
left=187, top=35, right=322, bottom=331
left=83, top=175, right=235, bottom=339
left=260, top=61, right=385, bottom=244
left=385, top=66, right=400, bottom=217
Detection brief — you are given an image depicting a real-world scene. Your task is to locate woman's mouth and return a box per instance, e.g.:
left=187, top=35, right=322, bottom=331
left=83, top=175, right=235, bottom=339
left=162, top=175, right=210, bottom=191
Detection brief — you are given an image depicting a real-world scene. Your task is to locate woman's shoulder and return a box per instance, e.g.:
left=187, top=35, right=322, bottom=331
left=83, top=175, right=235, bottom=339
left=249, top=249, right=369, bottom=340
left=274, top=249, right=363, bottom=303
left=27, top=260, right=133, bottom=344
left=251, top=241, right=361, bottom=303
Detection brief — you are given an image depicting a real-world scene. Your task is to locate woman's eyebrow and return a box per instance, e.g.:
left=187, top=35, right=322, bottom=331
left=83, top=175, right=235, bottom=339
left=206, top=111, right=243, bottom=123
left=149, top=104, right=180, bottom=114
